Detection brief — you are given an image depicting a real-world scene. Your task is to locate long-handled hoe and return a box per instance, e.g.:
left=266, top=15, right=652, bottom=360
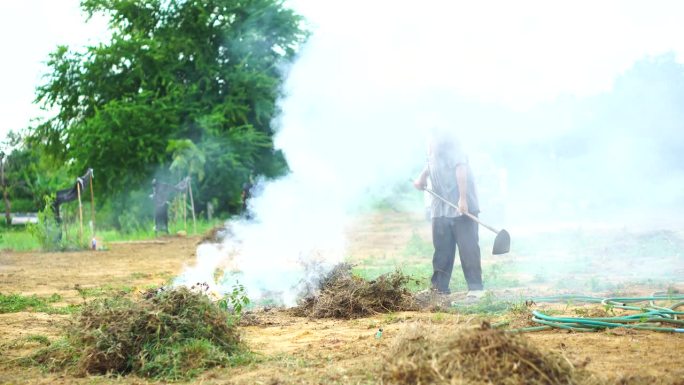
left=423, top=188, right=510, bottom=255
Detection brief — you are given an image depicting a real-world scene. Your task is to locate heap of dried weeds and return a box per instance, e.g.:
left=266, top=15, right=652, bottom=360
left=381, top=322, right=600, bottom=385
left=30, top=287, right=241, bottom=380
left=292, top=264, right=417, bottom=319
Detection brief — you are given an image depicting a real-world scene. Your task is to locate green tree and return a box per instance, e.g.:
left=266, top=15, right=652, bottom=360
left=31, top=0, right=306, bottom=216
left=167, top=139, right=206, bottom=181
left=1, top=132, right=70, bottom=215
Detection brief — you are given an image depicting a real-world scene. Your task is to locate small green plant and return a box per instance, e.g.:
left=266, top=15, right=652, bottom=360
left=431, top=312, right=447, bottom=322
left=508, top=300, right=533, bottom=316
left=27, top=195, right=61, bottom=251
left=603, top=302, right=615, bottom=315
left=218, top=282, right=250, bottom=316
left=27, top=195, right=89, bottom=251
left=573, top=307, right=591, bottom=317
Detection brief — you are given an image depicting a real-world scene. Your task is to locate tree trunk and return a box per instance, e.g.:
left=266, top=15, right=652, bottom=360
left=2, top=187, right=10, bottom=226
left=0, top=157, right=10, bottom=226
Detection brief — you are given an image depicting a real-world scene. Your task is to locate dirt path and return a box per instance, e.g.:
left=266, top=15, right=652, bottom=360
left=0, top=237, right=197, bottom=302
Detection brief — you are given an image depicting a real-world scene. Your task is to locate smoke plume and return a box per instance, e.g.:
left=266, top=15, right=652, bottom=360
left=175, top=1, right=684, bottom=302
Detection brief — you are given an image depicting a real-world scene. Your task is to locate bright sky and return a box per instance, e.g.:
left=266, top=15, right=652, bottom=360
left=289, top=0, right=684, bottom=106
left=0, top=0, right=108, bottom=144
left=2, top=0, right=684, bottom=143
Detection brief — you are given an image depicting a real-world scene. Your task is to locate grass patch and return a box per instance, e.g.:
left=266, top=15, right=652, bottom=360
left=402, top=231, right=433, bottom=258
left=73, top=284, right=134, bottom=300
left=0, top=229, right=40, bottom=252
left=0, top=334, right=52, bottom=351
left=26, top=287, right=245, bottom=380
left=98, top=218, right=227, bottom=243
left=129, top=272, right=152, bottom=279
left=0, top=218, right=227, bottom=252
left=451, top=291, right=512, bottom=315
left=353, top=261, right=520, bottom=294
left=0, top=293, right=78, bottom=315
left=354, top=230, right=522, bottom=293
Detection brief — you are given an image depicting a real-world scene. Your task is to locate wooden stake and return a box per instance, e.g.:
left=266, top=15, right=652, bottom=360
left=64, top=205, right=69, bottom=242
left=187, top=178, right=197, bottom=234
left=77, top=181, right=83, bottom=244
left=89, top=171, right=96, bottom=237
left=182, top=191, right=187, bottom=232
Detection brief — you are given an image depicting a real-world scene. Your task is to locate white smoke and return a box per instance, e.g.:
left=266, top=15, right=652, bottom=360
left=175, top=1, right=684, bottom=302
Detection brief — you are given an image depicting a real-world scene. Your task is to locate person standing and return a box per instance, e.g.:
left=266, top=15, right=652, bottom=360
left=241, top=173, right=254, bottom=218
left=413, top=132, right=484, bottom=299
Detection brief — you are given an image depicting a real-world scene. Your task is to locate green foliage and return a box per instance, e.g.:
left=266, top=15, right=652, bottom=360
left=30, top=0, right=308, bottom=217
left=0, top=292, right=77, bottom=315
left=167, top=139, right=206, bottom=180
left=27, top=195, right=87, bottom=251
left=218, top=282, right=250, bottom=316
left=137, top=338, right=231, bottom=379
left=29, top=288, right=244, bottom=380
left=0, top=198, right=36, bottom=213
left=0, top=138, right=71, bottom=211
left=27, top=195, right=62, bottom=251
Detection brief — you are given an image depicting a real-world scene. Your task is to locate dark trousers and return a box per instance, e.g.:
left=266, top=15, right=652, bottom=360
left=431, top=216, right=483, bottom=293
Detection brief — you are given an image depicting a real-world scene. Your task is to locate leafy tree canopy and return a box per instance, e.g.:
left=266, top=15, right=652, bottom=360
left=31, top=0, right=306, bottom=214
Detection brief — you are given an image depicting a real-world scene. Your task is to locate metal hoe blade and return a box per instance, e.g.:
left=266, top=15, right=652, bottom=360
left=492, top=229, right=510, bottom=255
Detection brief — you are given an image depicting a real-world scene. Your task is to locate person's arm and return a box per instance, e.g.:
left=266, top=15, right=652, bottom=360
left=456, top=164, right=468, bottom=214
left=413, top=167, right=429, bottom=190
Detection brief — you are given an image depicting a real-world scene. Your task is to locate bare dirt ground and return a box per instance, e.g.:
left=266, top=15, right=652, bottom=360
left=0, top=213, right=683, bottom=384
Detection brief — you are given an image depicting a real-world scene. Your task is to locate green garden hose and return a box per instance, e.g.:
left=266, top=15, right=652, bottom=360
left=497, top=294, right=684, bottom=333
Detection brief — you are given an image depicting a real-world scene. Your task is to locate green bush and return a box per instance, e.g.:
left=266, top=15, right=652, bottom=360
left=27, top=195, right=62, bottom=251
left=0, top=198, right=38, bottom=213
left=27, top=195, right=87, bottom=251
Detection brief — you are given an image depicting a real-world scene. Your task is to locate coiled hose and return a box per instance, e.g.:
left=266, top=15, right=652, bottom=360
left=496, top=294, right=684, bottom=333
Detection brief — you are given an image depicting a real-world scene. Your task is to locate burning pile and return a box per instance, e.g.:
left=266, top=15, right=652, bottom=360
left=381, top=322, right=599, bottom=385
left=30, top=287, right=241, bottom=380
left=293, top=263, right=417, bottom=319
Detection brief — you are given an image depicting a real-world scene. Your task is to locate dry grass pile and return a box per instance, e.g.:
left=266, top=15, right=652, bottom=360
left=381, top=322, right=599, bottom=385
left=29, top=287, right=242, bottom=380
left=293, top=264, right=417, bottom=319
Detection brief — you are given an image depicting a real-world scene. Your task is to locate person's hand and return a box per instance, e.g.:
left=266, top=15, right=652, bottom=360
left=457, top=197, right=468, bottom=214
left=413, top=179, right=426, bottom=190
